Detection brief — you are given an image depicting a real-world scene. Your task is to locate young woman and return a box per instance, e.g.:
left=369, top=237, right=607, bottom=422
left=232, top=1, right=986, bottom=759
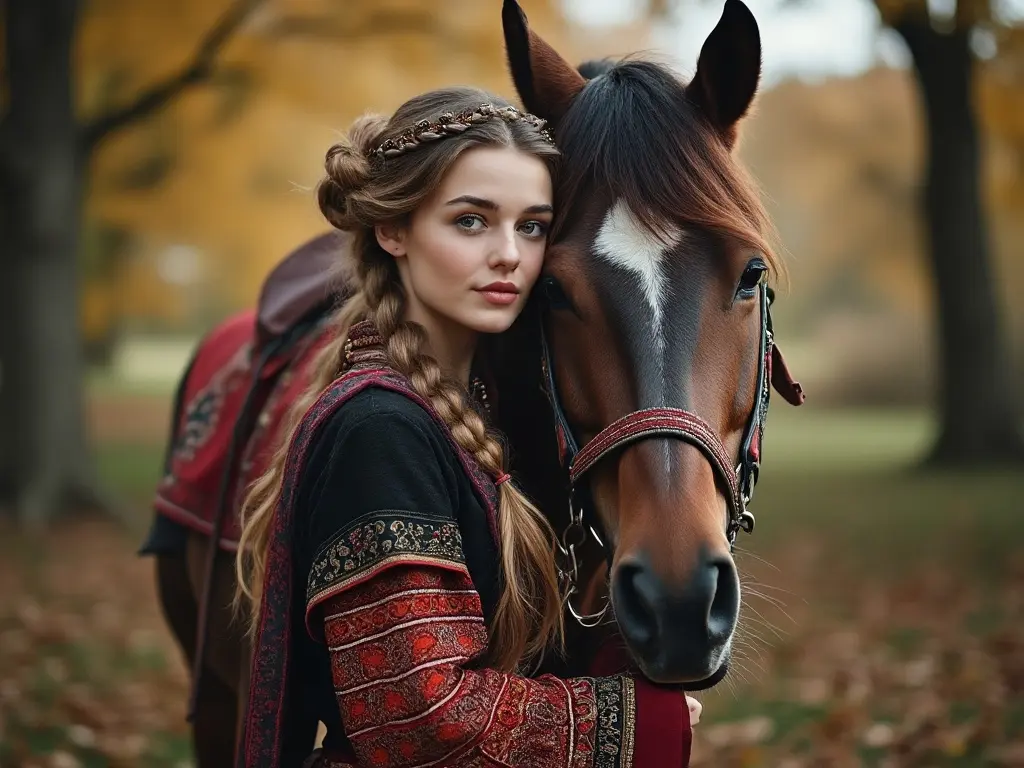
left=234, top=86, right=697, bottom=767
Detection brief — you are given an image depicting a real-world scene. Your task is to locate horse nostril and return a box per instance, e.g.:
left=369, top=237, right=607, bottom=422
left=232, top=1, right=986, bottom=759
left=612, top=557, right=662, bottom=650
left=611, top=550, right=741, bottom=683
left=707, top=555, right=739, bottom=644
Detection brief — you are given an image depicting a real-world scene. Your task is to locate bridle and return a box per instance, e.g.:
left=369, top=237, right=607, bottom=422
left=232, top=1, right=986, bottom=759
left=539, top=283, right=804, bottom=627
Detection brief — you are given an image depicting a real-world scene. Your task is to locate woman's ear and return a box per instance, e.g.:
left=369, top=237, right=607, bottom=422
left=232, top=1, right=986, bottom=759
left=375, top=223, right=407, bottom=258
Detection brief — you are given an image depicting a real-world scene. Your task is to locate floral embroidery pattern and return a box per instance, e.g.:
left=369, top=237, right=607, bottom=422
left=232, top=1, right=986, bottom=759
left=173, top=342, right=252, bottom=462
left=321, top=565, right=635, bottom=767
left=243, top=367, right=502, bottom=767
left=595, top=676, right=633, bottom=767
left=307, top=513, right=466, bottom=609
left=234, top=316, right=336, bottom=513
left=241, top=366, right=645, bottom=768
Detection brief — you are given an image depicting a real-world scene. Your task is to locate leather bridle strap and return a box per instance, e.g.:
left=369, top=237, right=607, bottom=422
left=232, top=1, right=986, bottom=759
left=539, top=284, right=804, bottom=627
left=568, top=407, right=743, bottom=526
left=537, top=283, right=802, bottom=553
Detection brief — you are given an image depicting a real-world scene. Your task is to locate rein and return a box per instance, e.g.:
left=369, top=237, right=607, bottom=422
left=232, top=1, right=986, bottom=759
left=539, top=284, right=804, bottom=626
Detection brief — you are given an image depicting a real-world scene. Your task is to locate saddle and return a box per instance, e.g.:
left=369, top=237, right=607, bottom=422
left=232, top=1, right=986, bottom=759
left=153, top=231, right=347, bottom=548
left=255, top=231, right=349, bottom=346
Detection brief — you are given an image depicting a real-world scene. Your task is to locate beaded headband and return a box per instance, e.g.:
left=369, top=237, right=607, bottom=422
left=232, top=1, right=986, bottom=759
left=366, top=103, right=554, bottom=165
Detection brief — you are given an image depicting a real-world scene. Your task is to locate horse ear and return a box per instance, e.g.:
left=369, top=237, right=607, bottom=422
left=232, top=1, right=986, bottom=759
left=686, top=0, right=762, bottom=148
left=502, top=0, right=585, bottom=123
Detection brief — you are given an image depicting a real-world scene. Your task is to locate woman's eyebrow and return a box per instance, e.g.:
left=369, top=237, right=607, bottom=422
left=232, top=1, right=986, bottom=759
left=445, top=195, right=497, bottom=210
left=444, top=196, right=553, bottom=216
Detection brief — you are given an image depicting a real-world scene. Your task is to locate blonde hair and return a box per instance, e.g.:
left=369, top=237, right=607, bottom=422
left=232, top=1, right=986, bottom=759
left=236, top=87, right=564, bottom=672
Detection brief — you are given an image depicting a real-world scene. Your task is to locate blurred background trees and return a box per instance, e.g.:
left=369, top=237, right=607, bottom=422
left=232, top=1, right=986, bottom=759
left=0, top=0, right=263, bottom=524
left=874, top=0, right=1024, bottom=464
left=1, top=0, right=1022, bottom=526
left=653, top=0, right=1024, bottom=463
left=0, top=0, right=570, bottom=524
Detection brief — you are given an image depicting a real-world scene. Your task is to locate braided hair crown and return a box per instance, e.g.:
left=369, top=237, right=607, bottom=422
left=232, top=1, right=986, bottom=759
left=366, top=103, right=554, bottom=165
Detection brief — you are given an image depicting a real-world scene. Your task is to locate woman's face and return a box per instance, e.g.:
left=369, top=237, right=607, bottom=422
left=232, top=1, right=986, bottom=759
left=378, top=145, right=553, bottom=341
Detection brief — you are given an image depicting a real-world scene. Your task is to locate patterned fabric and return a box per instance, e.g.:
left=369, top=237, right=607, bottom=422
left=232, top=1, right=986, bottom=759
left=153, top=309, right=334, bottom=548
left=153, top=310, right=258, bottom=548
left=321, top=565, right=635, bottom=767
left=232, top=316, right=336, bottom=514
left=306, top=512, right=468, bottom=616
left=240, top=360, right=689, bottom=768
left=241, top=367, right=501, bottom=768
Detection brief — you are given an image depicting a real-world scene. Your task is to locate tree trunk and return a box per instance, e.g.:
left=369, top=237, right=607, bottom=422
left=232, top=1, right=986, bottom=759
left=0, top=0, right=110, bottom=525
left=0, top=0, right=261, bottom=525
left=896, top=17, right=1024, bottom=466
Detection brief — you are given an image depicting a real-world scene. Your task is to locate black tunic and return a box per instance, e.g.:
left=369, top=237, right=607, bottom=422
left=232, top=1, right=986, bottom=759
left=290, top=386, right=502, bottom=753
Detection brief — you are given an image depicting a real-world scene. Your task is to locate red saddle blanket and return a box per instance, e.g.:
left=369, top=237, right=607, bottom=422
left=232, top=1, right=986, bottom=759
left=153, top=308, right=335, bottom=549
left=153, top=231, right=343, bottom=549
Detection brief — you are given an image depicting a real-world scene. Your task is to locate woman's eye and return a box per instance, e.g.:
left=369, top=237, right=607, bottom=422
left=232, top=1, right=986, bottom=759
left=518, top=220, right=548, bottom=238
left=737, top=261, right=767, bottom=297
left=456, top=214, right=485, bottom=231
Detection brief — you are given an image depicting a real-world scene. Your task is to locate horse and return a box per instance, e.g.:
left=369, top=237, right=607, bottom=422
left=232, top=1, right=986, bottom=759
left=148, top=1, right=804, bottom=764
left=498, top=0, right=808, bottom=685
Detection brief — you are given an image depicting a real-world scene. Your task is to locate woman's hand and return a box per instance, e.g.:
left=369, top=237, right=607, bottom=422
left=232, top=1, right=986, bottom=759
left=686, top=695, right=702, bottom=727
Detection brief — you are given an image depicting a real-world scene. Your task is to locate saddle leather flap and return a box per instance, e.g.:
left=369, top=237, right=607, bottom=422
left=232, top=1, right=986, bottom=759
left=256, top=231, right=350, bottom=345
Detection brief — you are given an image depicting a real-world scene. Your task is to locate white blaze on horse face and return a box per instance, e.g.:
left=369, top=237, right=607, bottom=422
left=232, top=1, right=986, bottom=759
left=594, top=200, right=682, bottom=479
left=594, top=199, right=682, bottom=354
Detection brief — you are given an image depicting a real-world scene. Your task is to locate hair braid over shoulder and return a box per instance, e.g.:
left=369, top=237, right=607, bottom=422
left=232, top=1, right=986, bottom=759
left=236, top=86, right=564, bottom=672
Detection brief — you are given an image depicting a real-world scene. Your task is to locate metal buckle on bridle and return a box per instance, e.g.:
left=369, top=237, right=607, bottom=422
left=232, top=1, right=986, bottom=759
left=731, top=461, right=757, bottom=545
left=555, top=492, right=610, bottom=628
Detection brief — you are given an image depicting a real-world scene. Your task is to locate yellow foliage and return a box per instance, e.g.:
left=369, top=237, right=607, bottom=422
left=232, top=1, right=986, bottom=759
left=73, top=0, right=1024, bottom=351
left=742, top=62, right=1024, bottom=344
left=79, top=0, right=575, bottom=330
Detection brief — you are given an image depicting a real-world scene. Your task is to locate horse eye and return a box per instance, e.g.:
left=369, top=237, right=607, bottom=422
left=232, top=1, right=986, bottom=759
left=541, top=275, right=573, bottom=311
left=737, top=262, right=767, bottom=297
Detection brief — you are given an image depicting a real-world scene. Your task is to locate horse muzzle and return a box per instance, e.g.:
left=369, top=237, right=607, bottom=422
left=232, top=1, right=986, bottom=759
left=612, top=546, right=740, bottom=685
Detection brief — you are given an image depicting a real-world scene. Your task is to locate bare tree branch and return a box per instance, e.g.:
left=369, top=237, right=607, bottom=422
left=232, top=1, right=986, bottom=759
left=80, top=0, right=265, bottom=150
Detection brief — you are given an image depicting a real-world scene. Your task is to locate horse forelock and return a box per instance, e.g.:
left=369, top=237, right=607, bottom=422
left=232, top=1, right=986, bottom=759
left=552, top=58, right=780, bottom=277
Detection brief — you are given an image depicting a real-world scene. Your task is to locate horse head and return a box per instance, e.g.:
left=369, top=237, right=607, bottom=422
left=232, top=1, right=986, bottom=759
left=500, top=0, right=805, bottom=688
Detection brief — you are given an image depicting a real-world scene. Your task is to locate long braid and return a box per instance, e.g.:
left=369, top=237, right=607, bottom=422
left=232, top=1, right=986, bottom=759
left=237, top=85, right=565, bottom=673
left=363, top=270, right=564, bottom=671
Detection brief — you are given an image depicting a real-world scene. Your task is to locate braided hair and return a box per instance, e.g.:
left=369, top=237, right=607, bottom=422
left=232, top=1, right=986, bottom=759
left=236, top=87, right=564, bottom=673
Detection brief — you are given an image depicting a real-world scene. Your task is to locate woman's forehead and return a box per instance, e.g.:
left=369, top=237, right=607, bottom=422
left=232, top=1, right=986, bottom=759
left=431, top=146, right=552, bottom=210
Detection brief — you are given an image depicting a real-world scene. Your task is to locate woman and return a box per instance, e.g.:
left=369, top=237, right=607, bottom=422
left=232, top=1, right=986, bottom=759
left=235, top=86, right=697, bottom=767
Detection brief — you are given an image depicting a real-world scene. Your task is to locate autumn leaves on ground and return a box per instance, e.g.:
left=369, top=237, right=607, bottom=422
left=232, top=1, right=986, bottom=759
left=1, top=396, right=1021, bottom=768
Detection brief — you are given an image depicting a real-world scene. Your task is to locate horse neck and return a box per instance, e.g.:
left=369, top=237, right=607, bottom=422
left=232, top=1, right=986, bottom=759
left=489, top=302, right=567, bottom=523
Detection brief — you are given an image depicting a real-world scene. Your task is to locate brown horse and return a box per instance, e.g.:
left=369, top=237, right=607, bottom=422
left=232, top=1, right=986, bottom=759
left=499, top=0, right=807, bottom=685
left=148, top=1, right=804, bottom=764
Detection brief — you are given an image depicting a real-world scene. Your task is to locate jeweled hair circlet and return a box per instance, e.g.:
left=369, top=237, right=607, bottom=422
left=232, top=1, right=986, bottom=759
left=366, top=103, right=554, bottom=164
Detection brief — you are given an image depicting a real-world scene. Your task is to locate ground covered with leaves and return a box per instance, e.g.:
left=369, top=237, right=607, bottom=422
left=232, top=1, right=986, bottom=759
left=0, top=520, right=192, bottom=768
left=0, top=404, right=1021, bottom=767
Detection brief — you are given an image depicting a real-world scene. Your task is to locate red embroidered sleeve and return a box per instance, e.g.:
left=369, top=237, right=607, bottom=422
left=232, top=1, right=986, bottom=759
left=316, top=564, right=691, bottom=767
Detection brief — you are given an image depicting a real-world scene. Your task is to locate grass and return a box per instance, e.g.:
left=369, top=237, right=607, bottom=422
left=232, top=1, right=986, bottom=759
left=688, top=406, right=1023, bottom=766
left=96, top=443, right=166, bottom=506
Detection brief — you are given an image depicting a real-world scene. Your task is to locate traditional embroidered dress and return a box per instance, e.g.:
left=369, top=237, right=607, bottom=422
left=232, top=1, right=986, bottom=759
left=240, top=323, right=692, bottom=767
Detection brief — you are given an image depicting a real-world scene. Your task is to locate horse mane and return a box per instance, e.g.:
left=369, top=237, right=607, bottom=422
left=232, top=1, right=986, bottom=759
left=554, top=58, right=781, bottom=275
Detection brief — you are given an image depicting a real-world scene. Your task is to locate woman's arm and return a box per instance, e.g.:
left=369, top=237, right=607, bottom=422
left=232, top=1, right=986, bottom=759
left=320, top=564, right=690, bottom=767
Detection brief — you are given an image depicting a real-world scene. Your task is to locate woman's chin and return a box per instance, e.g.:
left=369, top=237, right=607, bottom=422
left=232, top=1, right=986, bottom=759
left=465, top=308, right=520, bottom=336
